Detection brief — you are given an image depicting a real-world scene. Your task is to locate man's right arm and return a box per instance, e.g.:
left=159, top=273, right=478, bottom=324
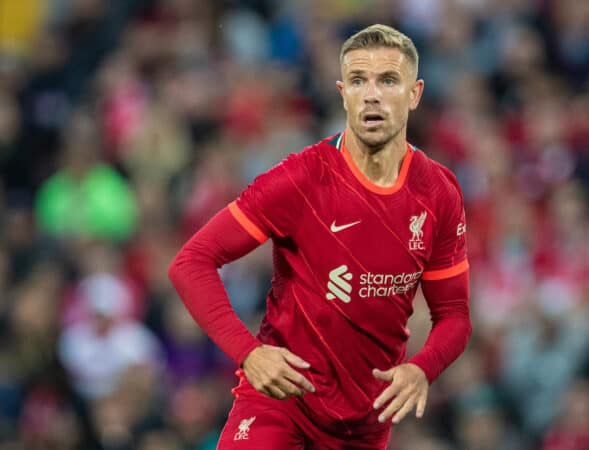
left=168, top=207, right=263, bottom=365
left=168, top=206, right=315, bottom=398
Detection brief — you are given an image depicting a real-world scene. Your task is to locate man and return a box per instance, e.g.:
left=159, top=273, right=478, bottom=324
left=169, top=24, right=471, bottom=449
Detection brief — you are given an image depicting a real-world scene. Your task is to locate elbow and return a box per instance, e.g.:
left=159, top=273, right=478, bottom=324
left=168, top=239, right=217, bottom=288
left=167, top=244, right=195, bottom=288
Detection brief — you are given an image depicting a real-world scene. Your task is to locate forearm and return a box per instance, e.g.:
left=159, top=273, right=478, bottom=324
left=168, top=207, right=263, bottom=365
left=408, top=272, right=471, bottom=384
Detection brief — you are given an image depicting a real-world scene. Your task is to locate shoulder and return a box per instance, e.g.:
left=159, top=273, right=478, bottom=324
left=272, top=134, right=340, bottom=181
left=286, top=133, right=339, bottom=165
left=234, top=136, right=340, bottom=237
left=409, top=146, right=463, bottom=201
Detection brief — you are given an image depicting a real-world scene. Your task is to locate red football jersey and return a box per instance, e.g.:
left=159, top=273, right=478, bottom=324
left=229, top=132, right=468, bottom=433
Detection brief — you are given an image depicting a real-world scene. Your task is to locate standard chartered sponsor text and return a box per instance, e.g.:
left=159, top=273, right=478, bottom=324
left=358, top=271, right=422, bottom=297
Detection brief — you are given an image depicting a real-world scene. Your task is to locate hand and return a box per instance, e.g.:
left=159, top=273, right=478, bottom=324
left=372, top=363, right=429, bottom=424
left=242, top=344, right=316, bottom=400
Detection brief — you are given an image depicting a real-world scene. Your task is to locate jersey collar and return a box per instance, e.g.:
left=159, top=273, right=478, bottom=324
left=337, top=131, right=414, bottom=195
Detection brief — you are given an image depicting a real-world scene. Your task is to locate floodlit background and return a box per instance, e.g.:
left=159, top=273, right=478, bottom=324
left=0, top=1, right=588, bottom=449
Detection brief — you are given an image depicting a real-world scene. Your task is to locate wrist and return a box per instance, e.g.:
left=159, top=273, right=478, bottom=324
left=406, top=357, right=434, bottom=384
left=238, top=340, right=263, bottom=367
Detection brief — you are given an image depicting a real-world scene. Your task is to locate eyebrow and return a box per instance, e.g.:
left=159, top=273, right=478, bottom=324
left=379, top=70, right=402, bottom=78
left=346, top=69, right=402, bottom=78
left=347, top=70, right=366, bottom=77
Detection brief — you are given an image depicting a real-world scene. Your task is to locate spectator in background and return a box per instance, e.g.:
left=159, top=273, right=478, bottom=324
left=58, top=273, right=161, bottom=399
left=542, top=379, right=589, bottom=450
left=0, top=89, right=22, bottom=189
left=453, top=385, right=521, bottom=450
left=0, top=0, right=47, bottom=57
left=34, top=111, right=138, bottom=242
left=118, top=100, right=191, bottom=186
left=158, top=297, right=219, bottom=384
left=500, top=302, right=589, bottom=438
left=89, top=363, right=167, bottom=450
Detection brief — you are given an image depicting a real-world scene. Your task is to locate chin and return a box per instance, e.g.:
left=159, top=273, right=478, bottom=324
left=356, top=131, right=392, bottom=150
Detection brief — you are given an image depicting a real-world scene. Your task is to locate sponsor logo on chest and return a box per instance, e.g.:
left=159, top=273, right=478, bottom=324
left=326, top=265, right=422, bottom=303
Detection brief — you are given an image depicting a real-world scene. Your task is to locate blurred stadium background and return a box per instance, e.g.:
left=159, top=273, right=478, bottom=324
left=0, top=0, right=588, bottom=449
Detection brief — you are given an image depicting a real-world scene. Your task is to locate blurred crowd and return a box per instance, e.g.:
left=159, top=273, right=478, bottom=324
left=0, top=0, right=588, bottom=449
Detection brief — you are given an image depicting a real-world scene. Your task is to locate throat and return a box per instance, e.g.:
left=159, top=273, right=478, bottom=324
left=361, top=155, right=401, bottom=187
left=342, top=129, right=408, bottom=189
left=348, top=140, right=405, bottom=187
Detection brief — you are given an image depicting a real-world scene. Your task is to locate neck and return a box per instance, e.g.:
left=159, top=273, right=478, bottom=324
left=344, top=128, right=407, bottom=188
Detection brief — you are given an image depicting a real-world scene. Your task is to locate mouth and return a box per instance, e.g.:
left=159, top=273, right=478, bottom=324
left=361, top=112, right=385, bottom=128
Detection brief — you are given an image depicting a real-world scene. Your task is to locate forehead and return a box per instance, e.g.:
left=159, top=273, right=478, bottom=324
left=341, top=47, right=413, bottom=77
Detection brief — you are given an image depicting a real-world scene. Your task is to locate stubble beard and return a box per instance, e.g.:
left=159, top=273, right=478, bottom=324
left=351, top=119, right=406, bottom=154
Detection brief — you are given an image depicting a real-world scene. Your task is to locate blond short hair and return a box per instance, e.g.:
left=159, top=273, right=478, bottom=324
left=340, top=24, right=419, bottom=74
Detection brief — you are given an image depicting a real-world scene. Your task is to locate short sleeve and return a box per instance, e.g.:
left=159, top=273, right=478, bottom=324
left=422, top=170, right=469, bottom=281
left=229, top=153, right=306, bottom=243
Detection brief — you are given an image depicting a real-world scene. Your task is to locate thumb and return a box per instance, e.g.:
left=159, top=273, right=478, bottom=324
left=279, top=348, right=311, bottom=369
left=373, top=367, right=395, bottom=381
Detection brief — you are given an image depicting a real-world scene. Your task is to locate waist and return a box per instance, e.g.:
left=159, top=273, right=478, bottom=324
left=233, top=370, right=391, bottom=436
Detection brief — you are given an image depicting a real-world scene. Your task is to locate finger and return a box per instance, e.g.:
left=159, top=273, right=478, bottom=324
left=392, top=396, right=417, bottom=424
left=373, top=367, right=394, bottom=382
left=373, top=381, right=402, bottom=409
left=266, top=384, right=288, bottom=400
left=416, top=391, right=428, bottom=418
left=385, top=388, right=411, bottom=416
left=279, top=348, right=311, bottom=369
left=275, top=377, right=305, bottom=398
left=285, top=370, right=316, bottom=393
left=377, top=389, right=410, bottom=423
left=378, top=397, right=415, bottom=422
left=254, top=383, right=273, bottom=398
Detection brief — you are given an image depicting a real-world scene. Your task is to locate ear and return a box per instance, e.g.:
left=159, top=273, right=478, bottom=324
left=336, top=80, right=347, bottom=111
left=409, top=79, right=424, bottom=111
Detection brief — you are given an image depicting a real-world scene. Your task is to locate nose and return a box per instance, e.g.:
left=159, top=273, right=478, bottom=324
left=364, top=80, right=381, bottom=104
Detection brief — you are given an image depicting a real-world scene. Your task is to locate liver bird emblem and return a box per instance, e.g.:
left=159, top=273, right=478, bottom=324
left=234, top=416, right=256, bottom=440
left=409, top=211, right=427, bottom=250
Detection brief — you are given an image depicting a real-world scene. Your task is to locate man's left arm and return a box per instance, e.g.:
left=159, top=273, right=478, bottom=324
left=373, top=271, right=471, bottom=423
left=409, top=271, right=471, bottom=382
left=410, top=166, right=471, bottom=383
left=373, top=166, right=471, bottom=424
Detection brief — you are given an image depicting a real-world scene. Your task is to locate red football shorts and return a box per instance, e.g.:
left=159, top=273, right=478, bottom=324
left=216, top=373, right=391, bottom=449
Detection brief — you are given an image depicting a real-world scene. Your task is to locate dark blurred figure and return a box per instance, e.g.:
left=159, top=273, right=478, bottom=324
left=541, top=379, right=589, bottom=450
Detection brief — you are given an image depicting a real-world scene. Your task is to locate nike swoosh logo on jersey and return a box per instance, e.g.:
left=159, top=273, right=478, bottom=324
left=330, top=220, right=361, bottom=233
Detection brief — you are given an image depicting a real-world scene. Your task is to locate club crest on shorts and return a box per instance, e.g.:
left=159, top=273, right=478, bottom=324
left=234, top=416, right=256, bottom=440
left=409, top=211, right=427, bottom=250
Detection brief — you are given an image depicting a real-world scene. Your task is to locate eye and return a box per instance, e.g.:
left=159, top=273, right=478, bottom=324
left=382, top=77, right=396, bottom=86
left=350, top=77, right=363, bottom=86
